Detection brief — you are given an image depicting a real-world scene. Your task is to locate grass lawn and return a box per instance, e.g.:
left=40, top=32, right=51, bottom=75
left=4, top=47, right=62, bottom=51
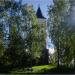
left=11, top=65, right=75, bottom=74
left=11, top=64, right=56, bottom=74
left=32, top=64, right=56, bottom=73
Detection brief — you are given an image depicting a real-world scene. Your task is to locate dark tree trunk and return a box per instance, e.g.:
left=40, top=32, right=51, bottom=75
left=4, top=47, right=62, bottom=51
left=57, top=48, right=60, bottom=67
left=74, top=58, right=75, bottom=68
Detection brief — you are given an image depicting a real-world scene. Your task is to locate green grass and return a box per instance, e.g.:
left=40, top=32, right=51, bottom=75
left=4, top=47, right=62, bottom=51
left=11, top=64, right=56, bottom=74
left=32, top=64, right=55, bottom=73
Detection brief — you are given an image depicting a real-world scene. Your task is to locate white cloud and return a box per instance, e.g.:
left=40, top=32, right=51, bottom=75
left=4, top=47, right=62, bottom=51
left=48, top=48, right=55, bottom=54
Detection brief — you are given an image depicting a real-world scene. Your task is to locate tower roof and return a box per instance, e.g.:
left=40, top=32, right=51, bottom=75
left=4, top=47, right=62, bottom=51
left=36, top=7, right=46, bottom=19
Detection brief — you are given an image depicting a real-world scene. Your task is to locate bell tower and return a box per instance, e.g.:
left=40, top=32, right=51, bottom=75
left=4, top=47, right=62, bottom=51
left=36, top=7, right=46, bottom=50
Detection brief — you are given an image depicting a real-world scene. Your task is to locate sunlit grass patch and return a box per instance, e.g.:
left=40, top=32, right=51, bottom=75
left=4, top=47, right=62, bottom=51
left=32, top=64, right=55, bottom=70
left=32, top=64, right=56, bottom=73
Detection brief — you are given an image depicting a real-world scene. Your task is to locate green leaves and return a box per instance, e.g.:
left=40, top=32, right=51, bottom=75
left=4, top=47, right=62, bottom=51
left=48, top=0, right=75, bottom=67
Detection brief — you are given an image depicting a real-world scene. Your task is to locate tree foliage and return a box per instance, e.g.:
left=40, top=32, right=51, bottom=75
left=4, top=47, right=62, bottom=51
left=0, top=0, right=42, bottom=71
left=48, top=0, right=75, bottom=67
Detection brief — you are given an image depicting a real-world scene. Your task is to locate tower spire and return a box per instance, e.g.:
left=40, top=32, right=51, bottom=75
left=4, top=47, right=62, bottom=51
left=36, top=6, right=45, bottom=19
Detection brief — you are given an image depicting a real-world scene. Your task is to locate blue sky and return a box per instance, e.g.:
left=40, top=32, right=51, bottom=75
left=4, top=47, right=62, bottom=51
left=20, top=0, right=53, bottom=18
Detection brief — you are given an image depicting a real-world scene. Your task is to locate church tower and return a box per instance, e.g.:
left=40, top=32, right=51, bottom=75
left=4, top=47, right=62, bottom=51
left=36, top=7, right=46, bottom=50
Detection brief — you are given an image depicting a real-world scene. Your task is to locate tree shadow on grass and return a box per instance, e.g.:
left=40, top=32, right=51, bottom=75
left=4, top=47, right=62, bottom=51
left=40, top=66, right=75, bottom=74
left=0, top=63, right=12, bottom=73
